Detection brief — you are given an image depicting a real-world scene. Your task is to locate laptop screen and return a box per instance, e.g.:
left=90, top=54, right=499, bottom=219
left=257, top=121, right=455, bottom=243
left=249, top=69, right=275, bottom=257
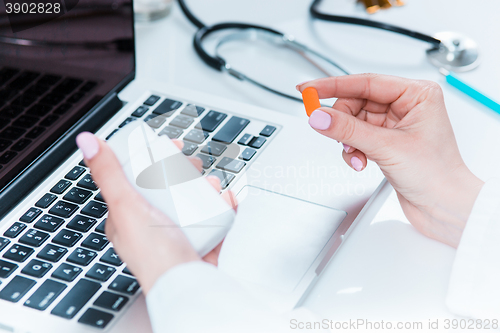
left=0, top=0, right=134, bottom=192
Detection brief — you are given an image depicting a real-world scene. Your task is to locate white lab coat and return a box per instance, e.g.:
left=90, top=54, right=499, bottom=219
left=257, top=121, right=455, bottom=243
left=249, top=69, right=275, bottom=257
left=145, top=179, right=500, bottom=332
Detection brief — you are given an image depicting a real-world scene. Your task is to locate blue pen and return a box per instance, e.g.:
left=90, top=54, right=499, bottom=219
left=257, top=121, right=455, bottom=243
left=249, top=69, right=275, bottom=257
left=439, top=68, right=500, bottom=114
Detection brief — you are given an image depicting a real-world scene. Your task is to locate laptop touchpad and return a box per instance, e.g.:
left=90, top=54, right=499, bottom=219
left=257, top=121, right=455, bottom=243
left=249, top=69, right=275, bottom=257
left=218, top=186, right=347, bottom=294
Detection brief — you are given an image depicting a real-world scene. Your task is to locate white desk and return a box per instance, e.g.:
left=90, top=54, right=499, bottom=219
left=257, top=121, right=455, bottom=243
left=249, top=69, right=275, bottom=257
left=134, top=0, right=500, bottom=322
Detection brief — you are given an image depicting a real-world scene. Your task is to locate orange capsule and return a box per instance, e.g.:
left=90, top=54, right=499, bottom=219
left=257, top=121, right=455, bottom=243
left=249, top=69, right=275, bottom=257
left=302, top=87, right=321, bottom=117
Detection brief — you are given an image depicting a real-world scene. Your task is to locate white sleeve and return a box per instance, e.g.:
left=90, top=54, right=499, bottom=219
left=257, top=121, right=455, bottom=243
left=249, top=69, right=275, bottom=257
left=146, top=261, right=327, bottom=333
left=447, top=178, right=500, bottom=318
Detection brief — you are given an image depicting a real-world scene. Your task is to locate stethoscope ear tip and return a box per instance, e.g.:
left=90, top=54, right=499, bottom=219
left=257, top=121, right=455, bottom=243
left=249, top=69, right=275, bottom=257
left=426, top=31, right=480, bottom=72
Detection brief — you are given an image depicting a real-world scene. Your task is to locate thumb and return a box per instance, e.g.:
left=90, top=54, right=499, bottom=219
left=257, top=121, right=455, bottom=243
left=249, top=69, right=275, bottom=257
left=76, top=132, right=139, bottom=208
left=308, top=107, right=390, bottom=155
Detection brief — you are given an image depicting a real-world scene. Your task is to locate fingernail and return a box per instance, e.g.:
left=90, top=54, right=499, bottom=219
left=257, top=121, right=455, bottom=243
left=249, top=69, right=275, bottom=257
left=343, top=144, right=351, bottom=153
left=76, top=132, right=99, bottom=160
left=308, top=110, right=331, bottom=130
left=295, top=81, right=309, bottom=91
left=351, top=156, right=363, bottom=172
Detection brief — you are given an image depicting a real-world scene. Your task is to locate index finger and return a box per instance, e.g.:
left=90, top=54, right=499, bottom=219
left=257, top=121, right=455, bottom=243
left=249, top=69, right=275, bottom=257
left=299, top=73, right=411, bottom=104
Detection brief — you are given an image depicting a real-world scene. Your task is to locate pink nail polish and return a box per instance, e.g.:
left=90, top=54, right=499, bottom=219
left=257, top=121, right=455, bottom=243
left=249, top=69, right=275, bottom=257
left=308, top=110, right=331, bottom=130
left=343, top=144, right=351, bottom=153
left=351, top=156, right=363, bottom=172
left=76, top=132, right=99, bottom=160
left=295, top=81, right=310, bottom=91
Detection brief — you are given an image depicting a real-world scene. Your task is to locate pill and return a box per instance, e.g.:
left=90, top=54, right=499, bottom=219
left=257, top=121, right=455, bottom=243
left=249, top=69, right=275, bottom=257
left=302, top=87, right=321, bottom=117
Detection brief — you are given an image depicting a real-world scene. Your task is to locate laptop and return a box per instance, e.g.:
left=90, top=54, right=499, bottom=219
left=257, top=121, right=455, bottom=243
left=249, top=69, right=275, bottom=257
left=0, top=0, right=385, bottom=331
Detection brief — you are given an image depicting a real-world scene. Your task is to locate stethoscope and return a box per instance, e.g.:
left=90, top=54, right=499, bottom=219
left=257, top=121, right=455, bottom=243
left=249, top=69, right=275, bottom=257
left=178, top=0, right=481, bottom=102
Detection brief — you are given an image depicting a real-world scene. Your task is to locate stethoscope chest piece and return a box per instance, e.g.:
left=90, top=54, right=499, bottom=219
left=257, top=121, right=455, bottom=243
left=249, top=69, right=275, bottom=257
left=426, top=31, right=480, bottom=72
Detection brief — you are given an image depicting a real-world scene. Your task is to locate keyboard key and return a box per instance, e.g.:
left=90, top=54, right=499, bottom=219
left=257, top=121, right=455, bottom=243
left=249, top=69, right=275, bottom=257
left=249, top=136, right=266, bottom=149
left=184, top=129, right=209, bottom=144
left=207, top=169, right=235, bottom=189
left=118, top=117, right=135, bottom=128
left=19, top=207, right=42, bottom=223
left=19, top=229, right=49, bottom=247
left=105, top=129, right=118, bottom=140
left=34, top=214, right=64, bottom=232
left=26, top=103, right=52, bottom=117
left=52, top=229, right=82, bottom=247
left=0, top=276, right=36, bottom=303
left=80, top=81, right=97, bottom=92
left=86, top=263, right=115, bottom=282
left=40, top=115, right=59, bottom=127
left=158, top=125, right=183, bottom=139
left=195, top=111, right=227, bottom=132
left=0, top=139, right=11, bottom=152
left=25, top=84, right=49, bottom=96
left=51, top=263, right=82, bottom=282
left=131, top=105, right=149, bottom=117
left=49, top=201, right=79, bottom=218
left=169, top=115, right=194, bottom=129
left=237, top=133, right=253, bottom=145
left=3, top=244, right=34, bottom=262
left=143, top=95, right=160, bottom=106
left=67, top=91, right=85, bottom=104
left=65, top=166, right=85, bottom=180
left=79, top=159, right=87, bottom=167
left=53, top=103, right=72, bottom=115
left=0, top=150, right=17, bottom=164
left=216, top=157, right=246, bottom=173
left=240, top=147, right=257, bottom=161
left=26, top=126, right=45, bottom=139
left=0, top=259, right=18, bottom=278
left=50, top=179, right=71, bottom=194
left=94, top=291, right=128, bottom=311
left=122, top=267, right=133, bottom=276
left=37, top=74, right=61, bottom=86
left=0, top=127, right=25, bottom=140
left=63, top=187, right=92, bottom=204
left=3, top=222, right=26, bottom=238
left=212, top=116, right=250, bottom=144
left=153, top=98, right=182, bottom=116
left=0, top=237, right=10, bottom=252
left=109, top=275, right=139, bottom=295
left=78, top=308, right=114, bottom=329
left=81, top=201, right=107, bottom=218
left=67, top=215, right=97, bottom=232
left=10, top=138, right=31, bottom=152
left=100, top=248, right=122, bottom=266
left=67, top=248, right=97, bottom=266
left=144, top=114, right=166, bottom=129
left=95, top=219, right=106, bottom=234
left=24, top=279, right=66, bottom=310
left=201, top=141, right=227, bottom=157
left=181, top=104, right=205, bottom=117
left=35, top=193, right=57, bottom=208
left=21, top=259, right=52, bottom=278
left=196, top=154, right=216, bottom=169
left=260, top=125, right=276, bottom=137
left=77, top=174, right=98, bottom=191
left=182, top=141, right=198, bottom=156
left=37, top=244, right=67, bottom=262
left=94, top=192, right=105, bottom=202
left=81, top=233, right=108, bottom=251
left=51, top=279, right=101, bottom=319
left=12, top=115, right=38, bottom=128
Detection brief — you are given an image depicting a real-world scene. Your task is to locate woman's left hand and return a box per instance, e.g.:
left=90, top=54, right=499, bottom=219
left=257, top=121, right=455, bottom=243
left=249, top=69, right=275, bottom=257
left=76, top=132, right=237, bottom=295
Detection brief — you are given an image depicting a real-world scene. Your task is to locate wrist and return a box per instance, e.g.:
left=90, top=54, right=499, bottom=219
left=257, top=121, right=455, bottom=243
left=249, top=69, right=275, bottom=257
left=427, top=165, right=484, bottom=248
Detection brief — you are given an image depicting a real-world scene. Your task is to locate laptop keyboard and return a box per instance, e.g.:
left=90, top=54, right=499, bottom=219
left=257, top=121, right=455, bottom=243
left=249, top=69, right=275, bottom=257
left=0, top=94, right=278, bottom=330
left=0, top=67, right=97, bottom=168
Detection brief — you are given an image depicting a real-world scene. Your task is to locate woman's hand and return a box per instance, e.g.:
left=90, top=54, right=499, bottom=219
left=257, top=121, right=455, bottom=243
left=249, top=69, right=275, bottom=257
left=298, top=74, right=484, bottom=248
left=76, top=132, right=236, bottom=295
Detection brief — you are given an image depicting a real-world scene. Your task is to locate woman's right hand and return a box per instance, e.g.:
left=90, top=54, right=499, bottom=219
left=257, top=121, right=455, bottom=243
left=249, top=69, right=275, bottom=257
left=298, top=74, right=484, bottom=248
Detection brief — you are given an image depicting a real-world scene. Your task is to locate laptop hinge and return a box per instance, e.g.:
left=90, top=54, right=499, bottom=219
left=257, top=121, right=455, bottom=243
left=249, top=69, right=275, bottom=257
left=0, top=93, right=123, bottom=219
